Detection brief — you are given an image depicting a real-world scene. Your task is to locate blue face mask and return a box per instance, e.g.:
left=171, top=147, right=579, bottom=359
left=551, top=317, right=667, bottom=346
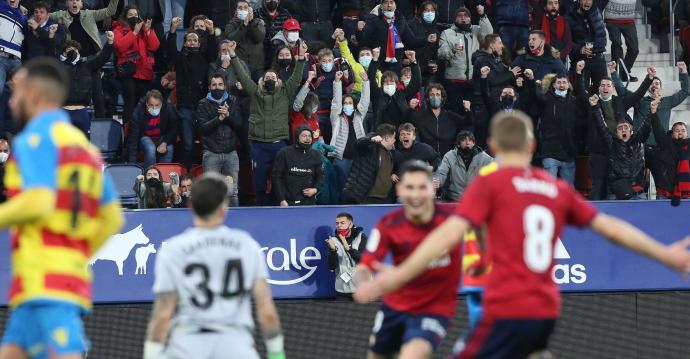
left=311, top=105, right=319, bottom=114
left=359, top=55, right=372, bottom=68
left=554, top=89, right=567, bottom=97
left=423, top=11, right=435, bottom=23
left=322, top=62, right=334, bottom=72
left=343, top=104, right=355, bottom=116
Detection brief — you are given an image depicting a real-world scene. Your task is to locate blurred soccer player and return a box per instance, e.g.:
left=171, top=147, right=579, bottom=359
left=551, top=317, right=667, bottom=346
left=0, top=57, right=124, bottom=359
left=144, top=173, right=285, bottom=359
left=355, top=160, right=462, bottom=359
left=355, top=110, right=690, bottom=358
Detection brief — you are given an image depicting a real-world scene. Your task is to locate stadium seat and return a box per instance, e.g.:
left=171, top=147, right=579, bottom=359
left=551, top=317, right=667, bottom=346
left=90, top=118, right=122, bottom=163
left=154, top=163, right=186, bottom=183
left=104, top=164, right=143, bottom=208
left=190, top=164, right=203, bottom=178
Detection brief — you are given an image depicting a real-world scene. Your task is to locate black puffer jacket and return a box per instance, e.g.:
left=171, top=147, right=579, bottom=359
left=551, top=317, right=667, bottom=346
left=646, top=113, right=690, bottom=193
left=167, top=32, right=217, bottom=109
left=63, top=43, right=113, bottom=106
left=272, top=133, right=324, bottom=204
left=370, top=61, right=421, bottom=129
left=566, top=5, right=607, bottom=61
left=197, top=95, right=242, bottom=154
left=591, top=106, right=650, bottom=197
left=410, top=109, right=471, bottom=155
left=407, top=17, right=441, bottom=78
left=343, top=134, right=390, bottom=204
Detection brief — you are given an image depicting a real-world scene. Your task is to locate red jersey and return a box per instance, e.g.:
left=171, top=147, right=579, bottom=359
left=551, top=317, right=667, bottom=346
left=360, top=205, right=462, bottom=317
left=455, top=167, right=597, bottom=319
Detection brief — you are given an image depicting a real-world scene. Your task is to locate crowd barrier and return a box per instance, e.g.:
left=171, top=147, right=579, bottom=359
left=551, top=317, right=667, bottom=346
left=0, top=201, right=688, bottom=304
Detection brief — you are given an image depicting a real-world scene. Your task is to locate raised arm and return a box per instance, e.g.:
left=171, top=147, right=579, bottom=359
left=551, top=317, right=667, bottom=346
left=228, top=41, right=258, bottom=93
left=357, top=74, right=371, bottom=114
left=294, top=71, right=315, bottom=112
left=330, top=71, right=344, bottom=122
left=284, top=41, right=309, bottom=97
left=93, top=0, right=119, bottom=22
left=667, top=62, right=690, bottom=107
left=403, top=52, right=422, bottom=99
left=623, top=66, right=655, bottom=109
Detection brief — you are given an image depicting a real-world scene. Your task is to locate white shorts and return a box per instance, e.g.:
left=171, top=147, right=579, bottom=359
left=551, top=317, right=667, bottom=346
left=163, top=327, right=259, bottom=359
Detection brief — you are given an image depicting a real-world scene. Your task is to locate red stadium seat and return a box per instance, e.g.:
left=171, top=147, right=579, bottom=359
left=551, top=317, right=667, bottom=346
left=154, top=163, right=186, bottom=183
left=190, top=164, right=203, bottom=178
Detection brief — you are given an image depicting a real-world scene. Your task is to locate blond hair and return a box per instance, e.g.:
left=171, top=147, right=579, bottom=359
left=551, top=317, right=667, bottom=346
left=490, top=110, right=534, bottom=152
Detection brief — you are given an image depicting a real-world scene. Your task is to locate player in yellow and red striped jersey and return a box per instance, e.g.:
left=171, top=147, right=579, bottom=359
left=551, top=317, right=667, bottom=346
left=0, top=58, right=124, bottom=359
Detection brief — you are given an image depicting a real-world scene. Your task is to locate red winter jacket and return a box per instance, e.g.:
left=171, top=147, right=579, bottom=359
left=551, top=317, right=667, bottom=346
left=113, top=21, right=160, bottom=81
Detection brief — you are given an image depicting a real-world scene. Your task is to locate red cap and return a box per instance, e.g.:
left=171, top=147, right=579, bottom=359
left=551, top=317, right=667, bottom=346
left=283, top=18, right=301, bottom=31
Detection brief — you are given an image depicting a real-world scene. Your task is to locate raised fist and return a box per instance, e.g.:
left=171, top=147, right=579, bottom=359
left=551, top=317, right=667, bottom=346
left=480, top=66, right=490, bottom=78
left=476, top=5, right=485, bottom=15
left=650, top=98, right=661, bottom=114
left=307, top=70, right=317, bottom=81
left=105, top=31, right=114, bottom=43
left=408, top=98, right=419, bottom=109
left=360, top=71, right=369, bottom=82
left=576, top=60, right=585, bottom=74
left=136, top=175, right=145, bottom=181
left=357, top=20, right=366, bottom=31
left=647, top=66, right=657, bottom=79
left=427, top=33, right=437, bottom=43
left=204, top=19, right=214, bottom=33
left=524, top=68, right=534, bottom=80
left=678, top=61, right=688, bottom=74
left=171, top=16, right=181, bottom=31
left=335, top=70, right=344, bottom=81
left=372, top=47, right=381, bottom=61
left=589, top=95, right=599, bottom=106
left=227, top=40, right=237, bottom=55
left=404, top=50, right=416, bottom=63
left=48, top=23, right=58, bottom=34
left=332, top=28, right=345, bottom=42
left=607, top=61, right=616, bottom=72
left=27, top=18, right=38, bottom=30
left=463, top=100, right=471, bottom=111
left=298, top=41, right=308, bottom=57
left=516, top=77, right=524, bottom=87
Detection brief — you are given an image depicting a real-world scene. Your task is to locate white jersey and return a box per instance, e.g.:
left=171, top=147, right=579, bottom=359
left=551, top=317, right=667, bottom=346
left=153, top=226, right=268, bottom=332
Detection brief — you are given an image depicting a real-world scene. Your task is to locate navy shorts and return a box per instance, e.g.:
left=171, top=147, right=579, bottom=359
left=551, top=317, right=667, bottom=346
left=369, top=304, right=450, bottom=355
left=453, top=317, right=556, bottom=359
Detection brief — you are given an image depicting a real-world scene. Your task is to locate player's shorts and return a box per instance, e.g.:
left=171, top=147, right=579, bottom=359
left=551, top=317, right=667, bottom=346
left=1, top=301, right=89, bottom=359
left=369, top=304, right=450, bottom=355
left=452, top=317, right=556, bottom=359
left=163, top=325, right=260, bottom=359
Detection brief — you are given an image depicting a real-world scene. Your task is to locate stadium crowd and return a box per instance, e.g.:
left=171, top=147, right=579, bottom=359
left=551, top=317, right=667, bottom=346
left=1, top=0, right=690, bottom=207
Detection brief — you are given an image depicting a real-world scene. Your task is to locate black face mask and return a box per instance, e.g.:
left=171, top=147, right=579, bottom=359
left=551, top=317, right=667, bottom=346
left=127, top=16, right=139, bottom=27
left=501, top=96, right=514, bottom=106
left=548, top=10, right=559, bottom=17
left=458, top=146, right=475, bottom=158
left=264, top=79, right=276, bottom=92
left=183, top=47, right=200, bottom=54
left=211, top=89, right=225, bottom=100
left=298, top=141, right=311, bottom=151
left=146, top=177, right=162, bottom=188
left=195, top=29, right=208, bottom=42
left=456, top=23, right=471, bottom=32
left=266, top=0, right=279, bottom=11
left=277, top=58, right=292, bottom=68
left=65, top=50, right=78, bottom=62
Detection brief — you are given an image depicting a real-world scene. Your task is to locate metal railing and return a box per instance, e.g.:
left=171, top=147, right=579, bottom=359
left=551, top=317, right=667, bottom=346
left=671, top=0, right=678, bottom=66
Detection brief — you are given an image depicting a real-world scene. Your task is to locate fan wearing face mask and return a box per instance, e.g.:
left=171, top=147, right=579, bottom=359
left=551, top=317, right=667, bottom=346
left=258, top=0, right=293, bottom=69
left=134, top=166, right=181, bottom=209
left=333, top=27, right=383, bottom=94
left=168, top=15, right=219, bottom=169
left=290, top=70, right=322, bottom=144
left=113, top=5, right=160, bottom=127
left=511, top=30, right=566, bottom=82
left=433, top=131, right=493, bottom=201
left=60, top=33, right=114, bottom=138
left=271, top=17, right=302, bottom=55
left=127, top=90, right=178, bottom=169
left=272, top=126, right=324, bottom=206
left=223, top=1, right=266, bottom=77
left=231, top=39, right=308, bottom=205
left=407, top=1, right=442, bottom=83
left=478, top=66, right=531, bottom=121
left=529, top=61, right=588, bottom=185
left=371, top=50, right=421, bottom=129
left=330, top=70, right=371, bottom=202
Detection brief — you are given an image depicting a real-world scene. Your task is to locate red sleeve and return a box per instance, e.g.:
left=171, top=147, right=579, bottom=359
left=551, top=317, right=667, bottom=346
left=565, top=184, right=598, bottom=227
left=145, top=30, right=160, bottom=51
left=114, top=29, right=136, bottom=55
left=359, top=223, right=391, bottom=272
left=454, top=175, right=492, bottom=227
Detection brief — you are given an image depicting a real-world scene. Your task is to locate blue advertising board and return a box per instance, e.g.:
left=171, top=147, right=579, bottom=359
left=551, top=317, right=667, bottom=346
left=0, top=201, right=688, bottom=304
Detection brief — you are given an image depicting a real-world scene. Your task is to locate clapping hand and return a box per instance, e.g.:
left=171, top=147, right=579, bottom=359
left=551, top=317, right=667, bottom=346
left=218, top=102, right=229, bottom=120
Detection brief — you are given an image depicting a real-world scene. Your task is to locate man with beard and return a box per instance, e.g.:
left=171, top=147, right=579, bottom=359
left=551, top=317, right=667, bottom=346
left=511, top=30, right=566, bottom=81
left=354, top=160, right=463, bottom=359
left=1, top=57, right=124, bottom=359
left=434, top=131, right=493, bottom=201
left=532, top=0, right=572, bottom=62
left=272, top=126, right=323, bottom=206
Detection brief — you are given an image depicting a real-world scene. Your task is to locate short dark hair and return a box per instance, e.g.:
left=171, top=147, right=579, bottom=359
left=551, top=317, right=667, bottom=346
left=145, top=89, right=164, bottom=103
left=336, top=212, right=353, bottom=221
left=376, top=123, right=396, bottom=137
left=398, top=160, right=432, bottom=180
left=33, top=1, right=50, bottom=11
left=22, top=57, right=70, bottom=104
left=456, top=130, right=475, bottom=143
left=191, top=173, right=229, bottom=219
left=189, top=14, right=208, bottom=28
left=599, top=76, right=613, bottom=86
left=483, top=34, right=501, bottom=49
left=62, top=40, right=81, bottom=51
left=119, top=4, right=140, bottom=24
left=209, top=73, right=225, bottom=84
left=419, top=0, right=437, bottom=12
left=180, top=174, right=194, bottom=183
left=530, top=30, right=546, bottom=39
left=672, top=122, right=688, bottom=132
left=381, top=70, right=399, bottom=84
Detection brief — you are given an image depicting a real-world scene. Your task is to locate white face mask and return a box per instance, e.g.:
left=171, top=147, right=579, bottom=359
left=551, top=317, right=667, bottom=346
left=359, top=55, right=372, bottom=68
left=237, top=9, right=248, bottom=20
left=383, top=10, right=395, bottom=19
left=287, top=31, right=299, bottom=43
left=220, top=54, right=232, bottom=62
left=383, top=84, right=396, bottom=96
left=148, top=107, right=161, bottom=116
left=0, top=152, right=8, bottom=163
